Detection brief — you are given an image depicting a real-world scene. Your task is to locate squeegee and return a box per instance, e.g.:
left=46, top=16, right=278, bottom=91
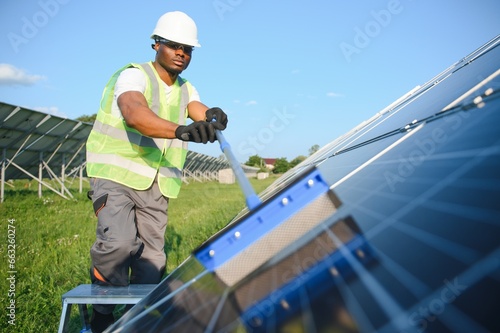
left=215, top=129, right=262, bottom=211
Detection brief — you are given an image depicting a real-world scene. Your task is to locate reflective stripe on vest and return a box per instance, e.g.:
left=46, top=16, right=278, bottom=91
left=86, top=61, right=191, bottom=197
left=89, top=153, right=181, bottom=178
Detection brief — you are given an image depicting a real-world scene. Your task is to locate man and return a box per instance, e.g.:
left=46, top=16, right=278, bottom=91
left=85, top=11, right=228, bottom=332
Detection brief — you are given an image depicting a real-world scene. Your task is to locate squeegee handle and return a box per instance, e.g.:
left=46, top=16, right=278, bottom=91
left=216, top=130, right=261, bottom=210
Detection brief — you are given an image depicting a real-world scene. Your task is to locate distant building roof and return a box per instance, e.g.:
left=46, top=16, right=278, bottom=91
left=263, top=158, right=277, bottom=165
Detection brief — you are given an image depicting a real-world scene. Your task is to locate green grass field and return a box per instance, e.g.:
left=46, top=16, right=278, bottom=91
left=0, top=176, right=277, bottom=332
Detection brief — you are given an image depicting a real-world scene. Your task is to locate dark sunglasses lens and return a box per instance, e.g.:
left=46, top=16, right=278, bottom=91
left=164, top=42, right=192, bottom=54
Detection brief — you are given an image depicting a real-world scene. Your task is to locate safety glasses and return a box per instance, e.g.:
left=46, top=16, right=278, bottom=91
left=158, top=39, right=193, bottom=55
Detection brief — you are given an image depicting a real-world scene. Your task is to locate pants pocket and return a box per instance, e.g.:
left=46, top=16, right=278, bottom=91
left=93, top=193, right=108, bottom=217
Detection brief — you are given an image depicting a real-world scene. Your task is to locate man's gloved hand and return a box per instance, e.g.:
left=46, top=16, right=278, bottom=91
left=205, top=107, right=228, bottom=130
left=175, top=121, right=216, bottom=144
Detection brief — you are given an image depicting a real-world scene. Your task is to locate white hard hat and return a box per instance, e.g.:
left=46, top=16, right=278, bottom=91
left=151, top=11, right=200, bottom=47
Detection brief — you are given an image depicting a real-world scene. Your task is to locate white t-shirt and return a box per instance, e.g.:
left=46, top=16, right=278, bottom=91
left=110, top=67, right=201, bottom=118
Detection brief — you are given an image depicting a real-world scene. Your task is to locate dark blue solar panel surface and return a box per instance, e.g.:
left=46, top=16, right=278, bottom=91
left=107, top=35, right=500, bottom=333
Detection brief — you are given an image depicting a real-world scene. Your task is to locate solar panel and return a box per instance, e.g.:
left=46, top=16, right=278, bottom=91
left=0, top=104, right=90, bottom=180
left=0, top=103, right=91, bottom=200
left=107, top=35, right=500, bottom=332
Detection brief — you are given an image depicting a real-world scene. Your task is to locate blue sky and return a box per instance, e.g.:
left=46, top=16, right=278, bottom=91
left=1, top=0, right=499, bottom=162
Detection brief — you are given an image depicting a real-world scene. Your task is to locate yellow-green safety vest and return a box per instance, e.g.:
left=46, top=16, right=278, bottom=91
left=86, top=61, right=192, bottom=198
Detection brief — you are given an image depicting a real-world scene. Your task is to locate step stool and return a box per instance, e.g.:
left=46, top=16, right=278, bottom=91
left=58, top=284, right=157, bottom=333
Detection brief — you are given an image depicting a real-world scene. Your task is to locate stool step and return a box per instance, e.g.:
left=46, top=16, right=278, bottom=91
left=58, top=284, right=157, bottom=333
left=62, top=284, right=156, bottom=304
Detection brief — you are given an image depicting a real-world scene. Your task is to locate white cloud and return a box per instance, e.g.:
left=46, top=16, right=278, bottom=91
left=0, top=63, right=45, bottom=86
left=326, top=92, right=343, bottom=98
left=245, top=100, right=257, bottom=106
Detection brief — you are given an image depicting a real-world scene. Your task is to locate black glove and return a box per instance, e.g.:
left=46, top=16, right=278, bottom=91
left=205, top=107, right=228, bottom=130
left=175, top=121, right=216, bottom=144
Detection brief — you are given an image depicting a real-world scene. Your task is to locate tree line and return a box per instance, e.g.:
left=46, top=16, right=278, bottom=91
left=244, top=144, right=319, bottom=174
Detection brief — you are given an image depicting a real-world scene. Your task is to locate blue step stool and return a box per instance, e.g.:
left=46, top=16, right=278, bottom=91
left=58, top=284, right=156, bottom=333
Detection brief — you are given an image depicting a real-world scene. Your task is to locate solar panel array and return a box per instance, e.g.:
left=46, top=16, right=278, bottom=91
left=0, top=104, right=237, bottom=201
left=0, top=103, right=91, bottom=200
left=107, top=35, right=500, bottom=332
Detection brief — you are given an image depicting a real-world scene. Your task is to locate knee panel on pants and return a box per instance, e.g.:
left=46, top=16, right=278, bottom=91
left=90, top=238, right=144, bottom=286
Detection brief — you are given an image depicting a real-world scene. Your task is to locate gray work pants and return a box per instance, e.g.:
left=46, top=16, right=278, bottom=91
left=89, top=177, right=168, bottom=314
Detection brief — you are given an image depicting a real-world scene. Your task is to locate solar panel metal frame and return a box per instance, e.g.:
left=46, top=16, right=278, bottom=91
left=0, top=103, right=92, bottom=201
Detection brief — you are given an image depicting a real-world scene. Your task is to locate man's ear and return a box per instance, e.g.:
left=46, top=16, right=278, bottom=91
left=151, top=42, right=160, bottom=51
